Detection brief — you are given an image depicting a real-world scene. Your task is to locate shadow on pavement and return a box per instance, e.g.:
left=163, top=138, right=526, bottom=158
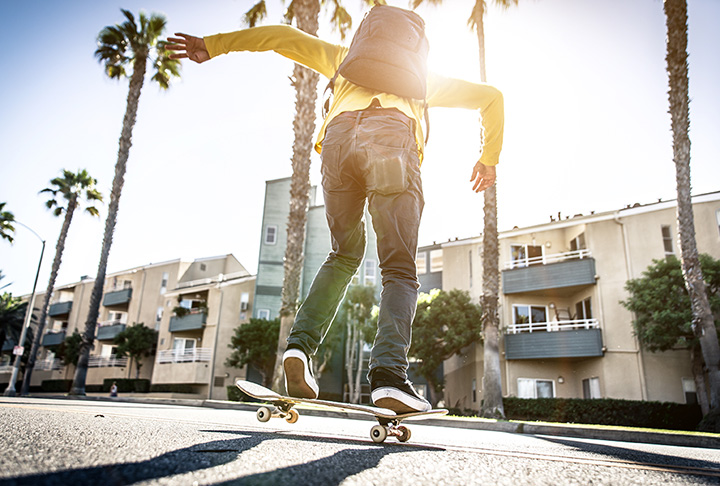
left=538, top=436, right=720, bottom=481
left=2, top=430, right=442, bottom=486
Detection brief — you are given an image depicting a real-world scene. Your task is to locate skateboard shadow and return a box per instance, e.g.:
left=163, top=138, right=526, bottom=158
left=4, top=430, right=442, bottom=486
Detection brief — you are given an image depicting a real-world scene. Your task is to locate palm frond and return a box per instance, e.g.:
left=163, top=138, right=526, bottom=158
left=85, top=207, right=101, bottom=217
left=244, top=1, right=268, bottom=27
left=330, top=2, right=353, bottom=40
left=283, top=1, right=296, bottom=25
left=467, top=0, right=486, bottom=30
left=152, top=40, right=181, bottom=90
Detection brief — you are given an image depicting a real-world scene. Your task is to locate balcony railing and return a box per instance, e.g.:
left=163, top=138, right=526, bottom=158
left=506, top=318, right=599, bottom=334
left=97, top=322, right=127, bottom=341
left=41, top=330, right=66, bottom=347
left=0, top=365, right=14, bottom=374
left=103, top=287, right=132, bottom=307
left=35, top=358, right=63, bottom=371
left=88, top=356, right=128, bottom=368
left=156, top=347, right=212, bottom=364
left=48, top=301, right=73, bottom=317
left=504, top=249, right=592, bottom=269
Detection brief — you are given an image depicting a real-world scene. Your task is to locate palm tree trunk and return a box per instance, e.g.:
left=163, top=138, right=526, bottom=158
left=665, top=0, right=720, bottom=413
left=691, top=346, right=710, bottom=415
left=21, top=197, right=78, bottom=396
left=70, top=55, right=147, bottom=396
left=474, top=0, right=504, bottom=419
left=270, top=0, right=321, bottom=392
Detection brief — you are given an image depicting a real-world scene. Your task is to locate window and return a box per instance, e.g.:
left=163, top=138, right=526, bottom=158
left=662, top=225, right=674, bottom=256
left=570, top=233, right=586, bottom=252
left=416, top=252, right=427, bottom=275
left=100, top=344, right=117, bottom=358
left=160, top=272, right=169, bottom=294
left=582, top=377, right=601, bottom=399
left=107, top=311, right=127, bottom=324
left=364, top=259, right=377, bottom=285
left=240, top=293, right=250, bottom=313
left=518, top=378, right=555, bottom=398
left=575, top=297, right=592, bottom=321
left=264, top=224, right=278, bottom=245
left=430, top=249, right=443, bottom=273
left=513, top=305, right=547, bottom=326
left=472, top=378, right=477, bottom=403
left=510, top=244, right=543, bottom=268
left=156, top=307, right=164, bottom=323
left=682, top=378, right=697, bottom=405
left=257, top=309, right=271, bottom=320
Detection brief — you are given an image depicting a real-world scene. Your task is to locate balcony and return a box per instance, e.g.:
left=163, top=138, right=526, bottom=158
left=156, top=347, right=212, bottom=364
left=41, top=330, right=66, bottom=347
left=103, top=288, right=132, bottom=307
left=169, top=310, right=207, bottom=332
left=97, top=322, right=127, bottom=341
left=35, top=358, right=63, bottom=371
left=88, top=355, right=128, bottom=368
left=48, top=301, right=72, bottom=317
left=503, top=250, right=596, bottom=294
left=504, top=318, right=604, bottom=360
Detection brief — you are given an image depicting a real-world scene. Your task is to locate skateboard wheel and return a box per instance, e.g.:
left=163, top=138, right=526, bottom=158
left=397, top=426, right=411, bottom=443
left=370, top=425, right=387, bottom=443
left=256, top=406, right=272, bottom=422
left=285, top=409, right=299, bottom=424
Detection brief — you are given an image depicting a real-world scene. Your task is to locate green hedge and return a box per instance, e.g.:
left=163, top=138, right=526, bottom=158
left=103, top=379, right=150, bottom=393
left=40, top=379, right=73, bottom=393
left=149, top=383, right=197, bottom=394
left=501, top=397, right=703, bottom=431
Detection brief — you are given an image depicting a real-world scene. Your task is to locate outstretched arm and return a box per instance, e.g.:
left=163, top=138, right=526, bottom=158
left=470, top=162, right=496, bottom=193
left=166, top=33, right=210, bottom=64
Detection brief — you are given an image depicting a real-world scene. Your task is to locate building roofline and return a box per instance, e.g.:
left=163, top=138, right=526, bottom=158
left=441, top=190, right=720, bottom=248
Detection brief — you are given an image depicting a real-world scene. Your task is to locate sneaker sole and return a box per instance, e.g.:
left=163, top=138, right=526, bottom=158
left=372, top=387, right=431, bottom=414
left=283, top=356, right=317, bottom=399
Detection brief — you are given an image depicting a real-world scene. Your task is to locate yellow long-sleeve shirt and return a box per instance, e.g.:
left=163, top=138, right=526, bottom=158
left=204, top=24, right=504, bottom=166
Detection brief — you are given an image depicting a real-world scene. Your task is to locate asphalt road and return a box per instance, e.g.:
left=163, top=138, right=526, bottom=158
left=1, top=397, right=719, bottom=485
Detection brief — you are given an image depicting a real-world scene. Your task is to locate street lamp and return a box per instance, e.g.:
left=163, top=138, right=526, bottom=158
left=3, top=221, right=45, bottom=397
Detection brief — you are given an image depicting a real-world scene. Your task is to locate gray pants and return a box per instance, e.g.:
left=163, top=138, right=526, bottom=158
left=287, top=107, right=424, bottom=380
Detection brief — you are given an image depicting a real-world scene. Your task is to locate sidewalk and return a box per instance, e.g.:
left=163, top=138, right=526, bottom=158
left=28, top=392, right=720, bottom=450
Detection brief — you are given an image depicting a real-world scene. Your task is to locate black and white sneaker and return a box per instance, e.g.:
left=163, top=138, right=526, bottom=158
left=370, top=368, right=431, bottom=414
left=283, top=348, right=319, bottom=399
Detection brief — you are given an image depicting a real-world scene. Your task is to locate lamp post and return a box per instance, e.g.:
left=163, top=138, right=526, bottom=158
left=3, top=221, right=45, bottom=397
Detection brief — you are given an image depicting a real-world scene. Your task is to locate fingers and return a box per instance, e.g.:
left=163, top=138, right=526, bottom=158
left=168, top=53, right=189, bottom=60
left=470, top=164, right=496, bottom=193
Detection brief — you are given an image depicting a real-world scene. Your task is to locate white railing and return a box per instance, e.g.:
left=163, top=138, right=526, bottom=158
left=35, top=359, right=63, bottom=371
left=98, top=320, right=127, bottom=327
left=0, top=365, right=14, bottom=374
left=505, top=249, right=592, bottom=269
left=506, top=318, right=599, bottom=334
left=88, top=356, right=128, bottom=368
left=156, top=347, right=212, bottom=364
left=176, top=271, right=250, bottom=289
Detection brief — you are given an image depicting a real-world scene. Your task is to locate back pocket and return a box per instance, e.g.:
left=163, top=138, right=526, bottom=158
left=366, top=143, right=414, bottom=196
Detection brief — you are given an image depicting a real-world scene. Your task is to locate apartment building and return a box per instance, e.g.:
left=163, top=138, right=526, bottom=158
left=2, top=254, right=254, bottom=400
left=442, top=192, right=720, bottom=411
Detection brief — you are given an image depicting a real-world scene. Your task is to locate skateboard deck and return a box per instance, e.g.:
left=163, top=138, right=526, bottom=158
left=236, top=379, right=447, bottom=443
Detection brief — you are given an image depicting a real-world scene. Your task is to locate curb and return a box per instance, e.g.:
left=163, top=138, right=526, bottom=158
left=25, top=394, right=720, bottom=450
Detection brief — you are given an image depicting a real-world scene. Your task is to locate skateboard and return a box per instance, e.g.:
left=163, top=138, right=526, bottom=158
left=236, top=379, right=447, bottom=443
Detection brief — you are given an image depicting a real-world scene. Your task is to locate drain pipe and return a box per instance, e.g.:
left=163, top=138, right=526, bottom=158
left=614, top=212, right=648, bottom=400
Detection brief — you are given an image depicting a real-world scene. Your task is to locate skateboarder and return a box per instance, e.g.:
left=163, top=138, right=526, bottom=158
left=167, top=5, right=503, bottom=414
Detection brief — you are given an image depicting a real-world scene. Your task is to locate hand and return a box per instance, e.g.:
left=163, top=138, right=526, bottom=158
left=470, top=162, right=496, bottom=193
left=166, top=33, right=210, bottom=64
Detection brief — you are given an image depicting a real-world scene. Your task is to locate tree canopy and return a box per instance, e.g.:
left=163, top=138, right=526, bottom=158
left=227, top=318, right=281, bottom=388
left=114, top=323, right=158, bottom=379
left=410, top=289, right=483, bottom=403
left=622, top=255, right=720, bottom=352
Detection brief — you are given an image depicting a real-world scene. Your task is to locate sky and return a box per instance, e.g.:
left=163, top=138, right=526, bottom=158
left=1, top=0, right=719, bottom=297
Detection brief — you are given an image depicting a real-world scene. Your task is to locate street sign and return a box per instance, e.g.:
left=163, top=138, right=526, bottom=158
left=12, top=346, right=24, bottom=356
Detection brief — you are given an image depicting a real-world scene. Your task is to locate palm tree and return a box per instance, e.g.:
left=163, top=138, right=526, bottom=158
left=412, top=0, right=516, bottom=418
left=69, top=10, right=180, bottom=396
left=0, top=203, right=15, bottom=243
left=664, top=0, right=720, bottom=413
left=20, top=170, right=103, bottom=396
left=243, top=0, right=374, bottom=391
left=0, top=293, right=26, bottom=355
